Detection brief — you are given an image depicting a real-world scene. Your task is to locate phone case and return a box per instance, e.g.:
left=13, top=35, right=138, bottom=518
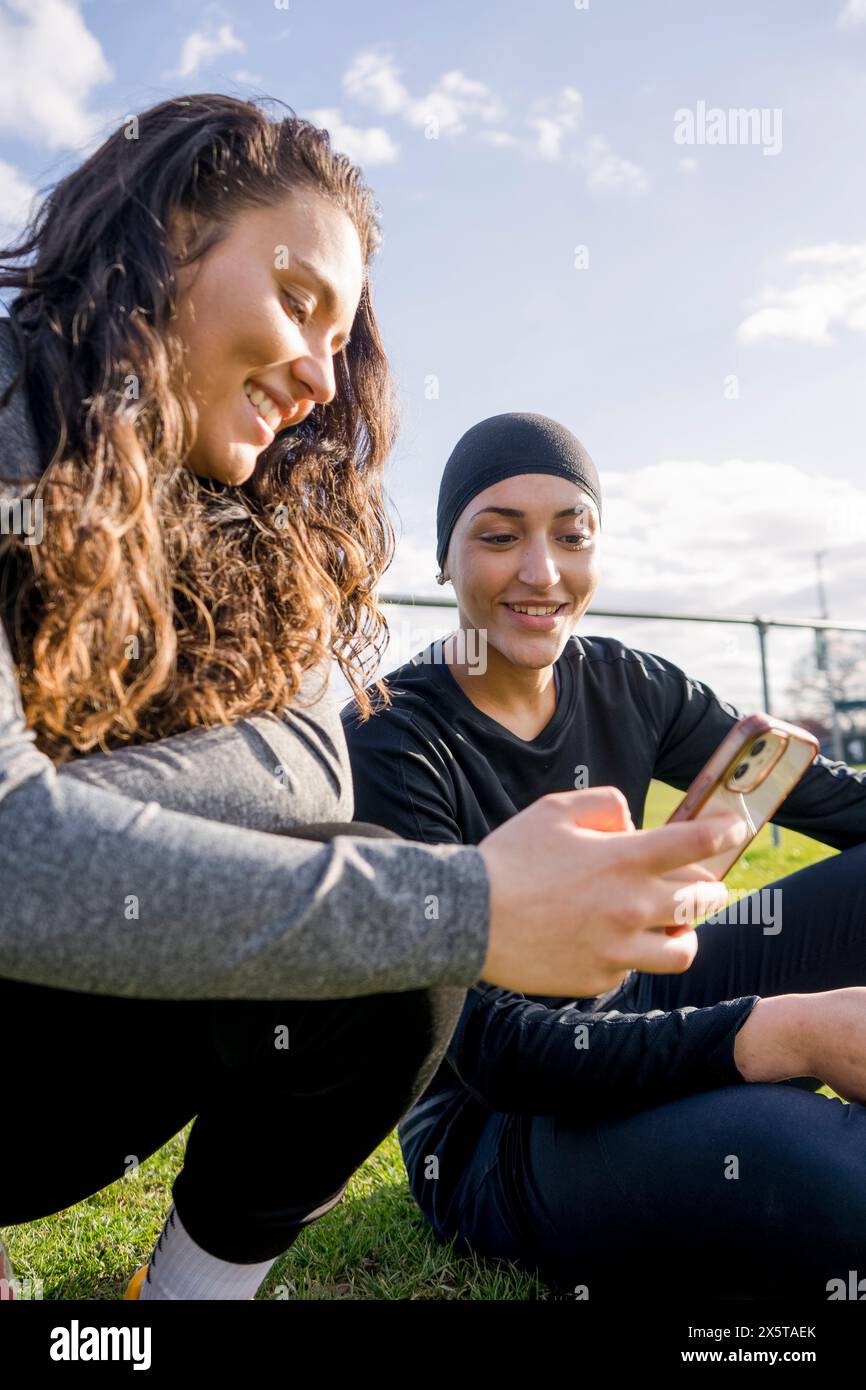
left=665, top=713, right=819, bottom=880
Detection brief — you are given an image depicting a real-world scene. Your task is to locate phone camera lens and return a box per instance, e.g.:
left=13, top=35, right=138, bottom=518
left=751, top=739, right=766, bottom=756
left=733, top=763, right=748, bottom=779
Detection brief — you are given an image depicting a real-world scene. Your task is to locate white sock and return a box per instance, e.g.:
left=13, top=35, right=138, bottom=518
left=138, top=1202, right=279, bottom=1301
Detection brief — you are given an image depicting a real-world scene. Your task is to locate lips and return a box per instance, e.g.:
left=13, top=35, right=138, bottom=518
left=500, top=600, right=569, bottom=611
left=503, top=601, right=568, bottom=629
left=253, top=379, right=301, bottom=424
left=247, top=375, right=301, bottom=422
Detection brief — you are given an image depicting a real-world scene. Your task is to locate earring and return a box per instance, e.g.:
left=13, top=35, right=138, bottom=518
left=435, top=571, right=447, bottom=585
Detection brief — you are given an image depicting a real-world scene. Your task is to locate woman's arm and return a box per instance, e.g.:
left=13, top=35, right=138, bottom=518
left=445, top=981, right=762, bottom=1117
left=640, top=647, right=866, bottom=849
left=0, top=620, right=490, bottom=1000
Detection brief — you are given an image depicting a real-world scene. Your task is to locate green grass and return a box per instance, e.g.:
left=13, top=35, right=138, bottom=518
left=4, top=779, right=850, bottom=1300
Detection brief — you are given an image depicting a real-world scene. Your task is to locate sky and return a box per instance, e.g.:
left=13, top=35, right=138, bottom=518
left=0, top=0, right=864, bottom=717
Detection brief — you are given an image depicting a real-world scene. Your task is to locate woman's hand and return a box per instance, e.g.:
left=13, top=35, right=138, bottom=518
left=478, top=786, right=748, bottom=997
left=734, top=988, right=866, bottom=1103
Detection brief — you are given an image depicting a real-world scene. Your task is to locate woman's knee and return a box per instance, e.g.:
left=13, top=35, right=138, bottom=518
left=208, top=983, right=467, bottom=1110
left=333, top=984, right=467, bottom=1105
left=561, top=1085, right=866, bottom=1273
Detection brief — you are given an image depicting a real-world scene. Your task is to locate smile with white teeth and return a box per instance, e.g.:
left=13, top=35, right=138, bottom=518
left=244, top=380, right=286, bottom=433
left=507, top=603, right=563, bottom=615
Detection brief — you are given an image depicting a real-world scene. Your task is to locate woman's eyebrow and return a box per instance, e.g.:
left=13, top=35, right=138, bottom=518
left=470, top=505, right=594, bottom=520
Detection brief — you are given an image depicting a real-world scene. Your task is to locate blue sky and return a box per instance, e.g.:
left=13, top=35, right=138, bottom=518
left=1, top=0, right=865, bottom=714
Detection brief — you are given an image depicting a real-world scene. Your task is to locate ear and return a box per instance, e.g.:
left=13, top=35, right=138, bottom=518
left=165, top=204, right=199, bottom=263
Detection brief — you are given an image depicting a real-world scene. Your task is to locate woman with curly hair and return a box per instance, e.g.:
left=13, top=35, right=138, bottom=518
left=0, top=94, right=740, bottom=1301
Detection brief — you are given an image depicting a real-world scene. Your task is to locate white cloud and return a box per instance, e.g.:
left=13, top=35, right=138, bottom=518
left=0, top=157, right=37, bottom=238
left=0, top=0, right=113, bottom=150
left=527, top=86, right=582, bottom=161
left=339, top=48, right=644, bottom=188
left=837, top=0, right=866, bottom=27
left=582, top=135, right=650, bottom=195
left=594, top=456, right=866, bottom=704
left=737, top=241, right=866, bottom=344
left=599, top=458, right=865, bottom=615
left=344, top=49, right=410, bottom=116
left=232, top=69, right=265, bottom=86
left=478, top=129, right=518, bottom=148
left=174, top=22, right=244, bottom=79
left=380, top=533, right=441, bottom=598
left=342, top=49, right=504, bottom=136
left=305, top=107, right=400, bottom=166
left=420, top=69, right=504, bottom=135
left=678, top=155, right=698, bottom=174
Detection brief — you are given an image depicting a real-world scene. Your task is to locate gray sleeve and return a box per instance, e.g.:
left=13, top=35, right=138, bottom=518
left=0, top=621, right=490, bottom=1000
left=57, top=662, right=355, bottom=833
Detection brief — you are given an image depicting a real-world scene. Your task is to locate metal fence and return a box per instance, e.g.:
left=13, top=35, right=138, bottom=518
left=381, top=594, right=866, bottom=848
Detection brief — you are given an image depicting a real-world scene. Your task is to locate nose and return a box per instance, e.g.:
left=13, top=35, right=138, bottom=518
left=516, top=537, right=560, bottom=589
left=291, top=345, right=337, bottom=408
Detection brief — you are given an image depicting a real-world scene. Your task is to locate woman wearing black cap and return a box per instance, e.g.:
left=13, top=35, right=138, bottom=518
left=342, top=411, right=866, bottom=1301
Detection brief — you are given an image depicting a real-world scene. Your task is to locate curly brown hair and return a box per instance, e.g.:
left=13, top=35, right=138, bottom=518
left=0, top=93, right=396, bottom=762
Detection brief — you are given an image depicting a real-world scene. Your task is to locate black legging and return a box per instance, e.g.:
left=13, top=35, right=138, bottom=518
left=0, top=822, right=467, bottom=1264
left=433, top=840, right=866, bottom=1300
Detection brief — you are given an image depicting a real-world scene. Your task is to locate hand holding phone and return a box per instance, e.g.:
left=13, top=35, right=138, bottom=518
left=662, top=714, right=818, bottom=933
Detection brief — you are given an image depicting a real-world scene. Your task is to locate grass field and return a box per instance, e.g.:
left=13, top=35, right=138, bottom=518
left=3, top=780, right=848, bottom=1300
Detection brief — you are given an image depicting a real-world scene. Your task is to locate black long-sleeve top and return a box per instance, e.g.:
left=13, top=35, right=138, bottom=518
left=341, top=633, right=866, bottom=1229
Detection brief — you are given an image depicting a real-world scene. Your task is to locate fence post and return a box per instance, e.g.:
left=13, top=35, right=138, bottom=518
left=755, top=617, right=781, bottom=849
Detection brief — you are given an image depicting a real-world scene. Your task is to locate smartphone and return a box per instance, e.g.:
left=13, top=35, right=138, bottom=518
left=664, top=714, right=819, bottom=884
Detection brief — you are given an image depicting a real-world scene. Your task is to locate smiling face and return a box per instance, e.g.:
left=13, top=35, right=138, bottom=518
left=443, top=473, right=602, bottom=669
left=170, top=189, right=364, bottom=485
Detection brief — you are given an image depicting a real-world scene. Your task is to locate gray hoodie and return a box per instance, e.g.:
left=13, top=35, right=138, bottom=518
left=0, top=316, right=490, bottom=999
